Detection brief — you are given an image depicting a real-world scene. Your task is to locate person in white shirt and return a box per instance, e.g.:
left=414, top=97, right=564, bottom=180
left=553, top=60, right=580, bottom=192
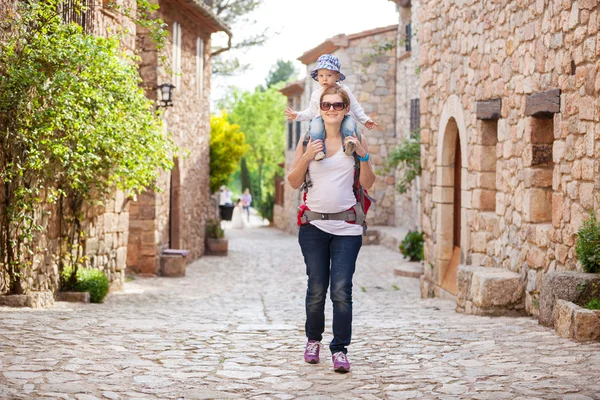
left=287, top=86, right=376, bottom=373
left=285, top=54, right=378, bottom=161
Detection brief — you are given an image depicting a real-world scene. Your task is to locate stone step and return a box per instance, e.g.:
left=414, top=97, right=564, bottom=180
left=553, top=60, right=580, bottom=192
left=456, top=265, right=526, bottom=316
left=394, top=261, right=424, bottom=279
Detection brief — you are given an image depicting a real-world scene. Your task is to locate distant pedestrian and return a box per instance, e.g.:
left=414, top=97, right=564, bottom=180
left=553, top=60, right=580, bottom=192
left=287, top=86, right=376, bottom=373
left=241, top=188, right=252, bottom=221
left=285, top=54, right=378, bottom=161
left=219, top=185, right=233, bottom=206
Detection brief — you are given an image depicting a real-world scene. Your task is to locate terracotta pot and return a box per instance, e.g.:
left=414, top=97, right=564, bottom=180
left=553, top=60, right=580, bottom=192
left=206, top=237, right=228, bottom=256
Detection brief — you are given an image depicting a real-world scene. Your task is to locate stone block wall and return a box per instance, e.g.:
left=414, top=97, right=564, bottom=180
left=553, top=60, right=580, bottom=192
left=419, top=0, right=600, bottom=314
left=0, top=190, right=130, bottom=296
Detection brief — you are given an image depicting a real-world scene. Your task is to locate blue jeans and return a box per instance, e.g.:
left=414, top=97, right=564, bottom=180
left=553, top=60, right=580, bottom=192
left=298, top=223, right=362, bottom=354
left=309, top=115, right=357, bottom=154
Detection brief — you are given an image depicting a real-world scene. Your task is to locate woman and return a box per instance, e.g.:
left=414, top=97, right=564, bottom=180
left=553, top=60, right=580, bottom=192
left=287, top=86, right=376, bottom=373
left=230, top=198, right=245, bottom=229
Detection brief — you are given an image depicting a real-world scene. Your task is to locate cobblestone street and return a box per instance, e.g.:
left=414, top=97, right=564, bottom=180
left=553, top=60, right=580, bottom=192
left=1, top=226, right=600, bottom=400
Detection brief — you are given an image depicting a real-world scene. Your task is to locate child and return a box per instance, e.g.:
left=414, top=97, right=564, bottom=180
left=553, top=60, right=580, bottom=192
left=285, top=54, right=378, bottom=160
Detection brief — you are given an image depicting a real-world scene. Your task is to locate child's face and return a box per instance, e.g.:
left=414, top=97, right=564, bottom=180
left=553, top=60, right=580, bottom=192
left=316, top=69, right=340, bottom=88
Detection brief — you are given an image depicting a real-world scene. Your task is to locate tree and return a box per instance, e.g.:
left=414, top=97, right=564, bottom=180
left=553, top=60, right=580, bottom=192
left=264, top=59, right=297, bottom=89
left=0, top=0, right=173, bottom=293
left=228, top=87, right=286, bottom=218
left=210, top=0, right=268, bottom=76
left=209, top=113, right=248, bottom=193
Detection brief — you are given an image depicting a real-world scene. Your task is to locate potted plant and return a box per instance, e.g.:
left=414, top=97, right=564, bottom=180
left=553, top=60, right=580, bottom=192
left=205, top=219, right=228, bottom=256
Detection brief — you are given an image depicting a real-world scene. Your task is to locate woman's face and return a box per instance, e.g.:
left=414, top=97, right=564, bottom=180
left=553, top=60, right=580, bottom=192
left=319, top=94, right=348, bottom=125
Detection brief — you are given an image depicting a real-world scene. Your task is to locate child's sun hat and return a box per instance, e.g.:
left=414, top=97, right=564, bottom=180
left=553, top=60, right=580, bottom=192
left=310, top=54, right=346, bottom=81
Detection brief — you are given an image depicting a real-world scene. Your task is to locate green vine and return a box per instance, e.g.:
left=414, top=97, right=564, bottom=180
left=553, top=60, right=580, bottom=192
left=575, top=212, right=600, bottom=273
left=383, top=130, right=421, bottom=194
left=0, top=0, right=174, bottom=294
left=361, top=39, right=397, bottom=72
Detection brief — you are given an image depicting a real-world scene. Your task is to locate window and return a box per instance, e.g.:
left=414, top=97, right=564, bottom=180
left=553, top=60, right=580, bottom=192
left=288, top=122, right=294, bottom=150
left=410, top=98, right=420, bottom=134
left=59, top=0, right=95, bottom=34
left=405, top=23, right=412, bottom=52
left=172, top=22, right=182, bottom=88
left=295, top=121, right=302, bottom=147
left=196, top=37, right=204, bottom=96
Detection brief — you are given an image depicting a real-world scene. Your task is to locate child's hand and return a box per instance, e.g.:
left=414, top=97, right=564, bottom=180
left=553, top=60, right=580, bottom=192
left=365, top=120, right=379, bottom=130
left=285, top=107, right=297, bottom=120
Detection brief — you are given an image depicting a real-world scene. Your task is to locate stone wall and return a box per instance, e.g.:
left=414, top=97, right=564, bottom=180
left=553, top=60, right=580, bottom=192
left=0, top=190, right=130, bottom=296
left=419, top=0, right=600, bottom=314
left=129, top=0, right=213, bottom=274
left=394, top=2, right=422, bottom=231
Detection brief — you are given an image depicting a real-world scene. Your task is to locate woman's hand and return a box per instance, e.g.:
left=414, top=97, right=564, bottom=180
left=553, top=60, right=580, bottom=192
left=345, top=133, right=367, bottom=158
left=303, top=136, right=324, bottom=161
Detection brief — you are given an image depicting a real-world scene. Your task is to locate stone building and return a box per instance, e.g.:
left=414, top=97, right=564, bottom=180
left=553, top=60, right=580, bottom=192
left=276, top=24, right=421, bottom=234
left=127, top=0, right=230, bottom=275
left=417, top=0, right=600, bottom=320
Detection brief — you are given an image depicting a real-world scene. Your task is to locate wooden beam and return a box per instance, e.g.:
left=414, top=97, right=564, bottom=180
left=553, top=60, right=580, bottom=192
left=525, top=89, right=561, bottom=117
left=476, top=98, right=502, bottom=120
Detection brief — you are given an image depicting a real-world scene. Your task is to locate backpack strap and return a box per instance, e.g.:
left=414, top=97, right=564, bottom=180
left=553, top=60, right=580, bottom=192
left=300, top=132, right=312, bottom=192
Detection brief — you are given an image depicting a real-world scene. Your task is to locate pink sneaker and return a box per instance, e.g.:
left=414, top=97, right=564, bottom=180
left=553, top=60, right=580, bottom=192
left=332, top=352, right=350, bottom=372
left=304, top=340, right=320, bottom=364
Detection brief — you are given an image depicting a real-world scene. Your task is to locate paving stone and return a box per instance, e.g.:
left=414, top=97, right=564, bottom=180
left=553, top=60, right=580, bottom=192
left=0, top=227, right=599, bottom=399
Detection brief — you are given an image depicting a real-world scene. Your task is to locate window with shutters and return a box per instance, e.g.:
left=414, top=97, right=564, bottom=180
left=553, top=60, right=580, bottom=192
left=172, top=22, right=182, bottom=88
left=410, top=98, right=420, bottom=134
left=196, top=37, right=204, bottom=96
left=295, top=121, right=301, bottom=148
left=287, top=122, right=294, bottom=150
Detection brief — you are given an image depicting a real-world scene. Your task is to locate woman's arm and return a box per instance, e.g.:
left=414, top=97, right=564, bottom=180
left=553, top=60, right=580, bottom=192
left=345, top=133, right=376, bottom=190
left=287, top=134, right=324, bottom=190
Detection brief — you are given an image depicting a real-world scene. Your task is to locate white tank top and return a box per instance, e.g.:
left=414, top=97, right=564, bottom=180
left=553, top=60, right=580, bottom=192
left=306, top=147, right=363, bottom=236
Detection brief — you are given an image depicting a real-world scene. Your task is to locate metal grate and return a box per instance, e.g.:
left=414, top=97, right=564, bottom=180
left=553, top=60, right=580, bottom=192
left=410, top=98, right=420, bottom=134
left=59, top=0, right=95, bottom=34
left=405, top=23, right=412, bottom=52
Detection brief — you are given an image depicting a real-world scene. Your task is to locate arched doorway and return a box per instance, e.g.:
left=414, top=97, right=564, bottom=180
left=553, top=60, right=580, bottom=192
left=441, top=125, right=461, bottom=294
left=434, top=95, right=468, bottom=297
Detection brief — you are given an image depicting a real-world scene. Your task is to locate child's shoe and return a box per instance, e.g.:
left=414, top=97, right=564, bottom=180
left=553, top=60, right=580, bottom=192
left=315, top=151, right=326, bottom=161
left=344, top=141, right=355, bottom=157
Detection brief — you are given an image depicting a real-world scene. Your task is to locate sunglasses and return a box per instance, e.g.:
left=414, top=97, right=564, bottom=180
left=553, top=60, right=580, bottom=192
left=320, top=102, right=346, bottom=111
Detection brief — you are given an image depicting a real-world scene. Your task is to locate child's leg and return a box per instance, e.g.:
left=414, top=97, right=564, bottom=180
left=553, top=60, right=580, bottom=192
left=341, top=116, right=358, bottom=156
left=309, top=117, right=326, bottom=161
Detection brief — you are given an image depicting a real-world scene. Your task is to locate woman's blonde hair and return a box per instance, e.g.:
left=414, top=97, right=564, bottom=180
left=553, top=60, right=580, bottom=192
left=320, top=86, right=350, bottom=108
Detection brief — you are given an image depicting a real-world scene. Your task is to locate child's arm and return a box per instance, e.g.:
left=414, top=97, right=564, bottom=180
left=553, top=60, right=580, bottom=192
left=344, top=85, right=379, bottom=130
left=284, top=90, right=319, bottom=122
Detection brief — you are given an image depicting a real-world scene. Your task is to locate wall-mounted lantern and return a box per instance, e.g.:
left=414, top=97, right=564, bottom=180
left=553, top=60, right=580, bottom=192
left=156, top=83, right=175, bottom=108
